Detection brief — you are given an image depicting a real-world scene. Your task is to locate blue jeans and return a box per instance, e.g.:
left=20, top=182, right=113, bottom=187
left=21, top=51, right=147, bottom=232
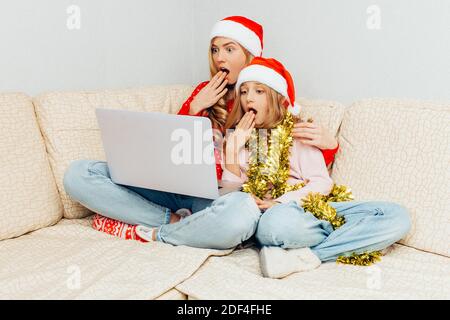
left=63, top=160, right=261, bottom=249
left=255, top=201, right=411, bottom=262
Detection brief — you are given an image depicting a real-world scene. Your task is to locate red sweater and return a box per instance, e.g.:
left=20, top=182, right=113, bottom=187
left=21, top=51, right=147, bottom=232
left=178, top=81, right=339, bottom=180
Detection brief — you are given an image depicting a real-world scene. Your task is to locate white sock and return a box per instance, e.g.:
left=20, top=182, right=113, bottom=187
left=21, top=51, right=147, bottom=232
left=287, top=247, right=322, bottom=270
left=135, top=225, right=156, bottom=242
left=175, top=208, right=192, bottom=220
left=259, top=246, right=321, bottom=279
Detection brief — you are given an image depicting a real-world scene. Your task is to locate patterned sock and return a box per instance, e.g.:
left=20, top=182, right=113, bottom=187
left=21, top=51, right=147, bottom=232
left=92, top=214, right=147, bottom=242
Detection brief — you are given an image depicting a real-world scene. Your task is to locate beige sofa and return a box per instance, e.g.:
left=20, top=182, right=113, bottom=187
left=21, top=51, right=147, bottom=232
left=0, top=86, right=449, bottom=299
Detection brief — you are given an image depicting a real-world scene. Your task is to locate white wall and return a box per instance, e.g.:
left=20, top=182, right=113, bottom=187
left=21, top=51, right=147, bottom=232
left=0, top=0, right=195, bottom=95
left=1, top=0, right=449, bottom=104
left=192, top=0, right=450, bottom=103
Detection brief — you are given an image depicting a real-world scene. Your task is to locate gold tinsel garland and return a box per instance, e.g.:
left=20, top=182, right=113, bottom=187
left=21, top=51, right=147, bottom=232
left=242, top=112, right=304, bottom=199
left=336, top=251, right=382, bottom=266
left=241, top=113, right=382, bottom=266
left=301, top=186, right=383, bottom=266
left=301, top=190, right=347, bottom=229
left=301, top=183, right=355, bottom=229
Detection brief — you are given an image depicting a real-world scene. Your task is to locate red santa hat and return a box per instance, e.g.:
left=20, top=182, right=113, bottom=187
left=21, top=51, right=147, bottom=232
left=236, top=57, right=301, bottom=115
left=210, top=16, right=263, bottom=57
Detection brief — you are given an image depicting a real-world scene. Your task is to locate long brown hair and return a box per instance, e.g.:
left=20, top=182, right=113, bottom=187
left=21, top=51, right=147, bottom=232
left=225, top=83, right=287, bottom=131
left=207, top=42, right=254, bottom=132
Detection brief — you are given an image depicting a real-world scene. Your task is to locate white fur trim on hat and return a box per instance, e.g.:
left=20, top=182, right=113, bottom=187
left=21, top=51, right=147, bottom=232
left=288, top=102, right=301, bottom=115
left=210, top=20, right=262, bottom=57
left=236, top=64, right=288, bottom=99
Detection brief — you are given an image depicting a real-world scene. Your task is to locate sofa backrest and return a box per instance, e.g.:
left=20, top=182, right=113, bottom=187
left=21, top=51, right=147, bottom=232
left=332, top=98, right=450, bottom=257
left=296, top=97, right=346, bottom=140
left=0, top=93, right=63, bottom=240
left=33, top=85, right=193, bottom=219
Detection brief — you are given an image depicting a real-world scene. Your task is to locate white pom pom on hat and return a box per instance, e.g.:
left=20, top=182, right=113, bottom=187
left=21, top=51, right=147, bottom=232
left=288, top=102, right=301, bottom=116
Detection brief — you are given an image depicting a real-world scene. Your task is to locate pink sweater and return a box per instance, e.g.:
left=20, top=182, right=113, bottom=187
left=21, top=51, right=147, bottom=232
left=222, top=139, right=334, bottom=205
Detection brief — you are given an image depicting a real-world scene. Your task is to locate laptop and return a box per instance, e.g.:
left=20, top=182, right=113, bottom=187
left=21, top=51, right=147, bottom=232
left=95, top=108, right=242, bottom=199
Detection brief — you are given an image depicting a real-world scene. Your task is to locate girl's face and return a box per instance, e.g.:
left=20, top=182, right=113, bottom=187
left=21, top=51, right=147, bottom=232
left=211, top=37, right=248, bottom=85
left=239, top=81, right=269, bottom=127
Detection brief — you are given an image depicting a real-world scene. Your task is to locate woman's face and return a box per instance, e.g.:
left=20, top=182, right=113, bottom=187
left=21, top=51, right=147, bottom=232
left=211, top=37, right=248, bottom=85
left=239, top=81, right=269, bottom=127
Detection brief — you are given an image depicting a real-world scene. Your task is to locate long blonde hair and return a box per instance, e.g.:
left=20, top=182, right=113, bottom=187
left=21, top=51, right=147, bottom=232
left=225, top=83, right=287, bottom=131
left=207, top=42, right=254, bottom=132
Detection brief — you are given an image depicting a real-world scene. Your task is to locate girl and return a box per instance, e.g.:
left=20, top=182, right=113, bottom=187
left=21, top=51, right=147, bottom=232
left=65, top=16, right=339, bottom=241
left=223, top=57, right=411, bottom=279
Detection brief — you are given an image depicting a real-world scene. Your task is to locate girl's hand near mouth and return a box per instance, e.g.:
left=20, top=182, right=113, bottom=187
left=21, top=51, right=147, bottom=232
left=228, top=111, right=256, bottom=151
left=224, top=111, right=255, bottom=175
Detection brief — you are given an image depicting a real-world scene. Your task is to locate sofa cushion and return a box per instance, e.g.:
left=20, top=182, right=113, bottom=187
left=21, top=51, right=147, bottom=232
left=33, top=85, right=193, bottom=219
left=0, top=217, right=231, bottom=299
left=0, top=93, right=63, bottom=240
left=156, top=289, right=187, bottom=300
left=331, top=98, right=450, bottom=257
left=176, top=245, right=450, bottom=299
